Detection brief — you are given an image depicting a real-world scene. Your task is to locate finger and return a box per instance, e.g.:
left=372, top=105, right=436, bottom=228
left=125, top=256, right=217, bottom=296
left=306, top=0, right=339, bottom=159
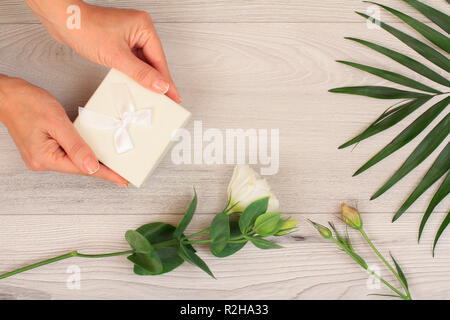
left=135, top=46, right=180, bottom=103
left=93, top=164, right=129, bottom=187
left=49, top=154, right=129, bottom=187
left=114, top=49, right=170, bottom=96
left=140, top=29, right=181, bottom=103
left=50, top=118, right=100, bottom=176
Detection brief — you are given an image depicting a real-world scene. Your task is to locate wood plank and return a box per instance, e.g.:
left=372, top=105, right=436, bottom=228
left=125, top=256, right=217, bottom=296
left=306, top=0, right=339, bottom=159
left=0, top=0, right=448, bottom=23
left=0, top=213, right=449, bottom=299
left=0, top=23, right=448, bottom=215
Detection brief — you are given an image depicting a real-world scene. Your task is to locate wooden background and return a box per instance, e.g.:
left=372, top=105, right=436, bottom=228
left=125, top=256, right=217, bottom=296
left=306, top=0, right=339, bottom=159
left=0, top=0, right=449, bottom=299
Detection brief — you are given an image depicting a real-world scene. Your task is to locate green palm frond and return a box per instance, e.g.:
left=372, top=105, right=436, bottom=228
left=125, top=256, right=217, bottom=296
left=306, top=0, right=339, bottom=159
left=330, top=0, right=450, bottom=254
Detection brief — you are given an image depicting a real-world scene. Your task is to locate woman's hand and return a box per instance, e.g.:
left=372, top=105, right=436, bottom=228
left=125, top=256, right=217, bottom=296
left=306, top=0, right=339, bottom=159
left=0, top=76, right=129, bottom=187
left=25, top=0, right=181, bottom=103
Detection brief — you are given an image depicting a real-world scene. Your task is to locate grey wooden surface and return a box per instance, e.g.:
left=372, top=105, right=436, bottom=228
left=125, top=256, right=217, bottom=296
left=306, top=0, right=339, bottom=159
left=0, top=0, right=449, bottom=299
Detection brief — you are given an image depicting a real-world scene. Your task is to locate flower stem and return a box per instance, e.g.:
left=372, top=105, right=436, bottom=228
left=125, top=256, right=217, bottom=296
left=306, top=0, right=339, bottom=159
left=183, top=239, right=212, bottom=245
left=331, top=238, right=408, bottom=300
left=184, top=228, right=210, bottom=240
left=75, top=250, right=133, bottom=258
left=360, top=229, right=410, bottom=298
left=0, top=249, right=133, bottom=280
left=153, top=240, right=177, bottom=248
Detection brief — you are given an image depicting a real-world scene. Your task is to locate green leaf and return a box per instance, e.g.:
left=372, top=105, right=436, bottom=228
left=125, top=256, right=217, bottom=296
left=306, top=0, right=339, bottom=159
left=125, top=230, right=152, bottom=254
left=329, top=86, right=430, bottom=99
left=173, top=189, right=197, bottom=239
left=344, top=227, right=354, bottom=253
left=248, top=237, right=282, bottom=249
left=178, top=242, right=215, bottom=278
left=433, top=212, right=450, bottom=256
left=328, top=222, right=346, bottom=246
left=366, top=1, right=450, bottom=54
left=350, top=252, right=368, bottom=269
left=345, top=37, right=450, bottom=87
left=128, top=251, right=163, bottom=275
left=390, top=252, right=409, bottom=289
left=355, top=96, right=450, bottom=176
left=367, top=293, right=402, bottom=298
left=356, top=12, right=450, bottom=72
left=419, top=173, right=450, bottom=242
left=402, top=0, right=450, bottom=34
left=254, top=212, right=282, bottom=236
left=209, top=212, right=230, bottom=256
left=336, top=61, right=441, bottom=93
left=213, top=221, right=247, bottom=258
left=393, top=142, right=450, bottom=221
left=239, top=197, right=269, bottom=233
left=372, top=112, right=450, bottom=200
left=339, top=97, right=431, bottom=149
left=133, top=222, right=193, bottom=276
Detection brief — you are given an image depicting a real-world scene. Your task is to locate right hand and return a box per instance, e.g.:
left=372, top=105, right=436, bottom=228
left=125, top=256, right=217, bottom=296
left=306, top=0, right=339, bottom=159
left=25, top=0, right=181, bottom=103
left=0, top=75, right=129, bottom=187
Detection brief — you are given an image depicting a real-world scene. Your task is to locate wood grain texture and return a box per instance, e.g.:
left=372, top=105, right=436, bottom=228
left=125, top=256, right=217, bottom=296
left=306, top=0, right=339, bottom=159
left=0, top=23, right=448, bottom=215
left=0, top=213, right=449, bottom=299
left=0, top=0, right=448, bottom=23
left=0, top=0, right=449, bottom=300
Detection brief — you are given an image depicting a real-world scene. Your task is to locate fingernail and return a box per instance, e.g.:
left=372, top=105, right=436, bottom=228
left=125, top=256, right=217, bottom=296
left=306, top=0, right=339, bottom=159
left=153, top=79, right=170, bottom=94
left=83, top=156, right=99, bottom=175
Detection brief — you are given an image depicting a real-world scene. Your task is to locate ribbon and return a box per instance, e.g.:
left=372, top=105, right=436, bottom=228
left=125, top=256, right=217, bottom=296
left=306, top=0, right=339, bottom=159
left=78, top=83, right=152, bottom=154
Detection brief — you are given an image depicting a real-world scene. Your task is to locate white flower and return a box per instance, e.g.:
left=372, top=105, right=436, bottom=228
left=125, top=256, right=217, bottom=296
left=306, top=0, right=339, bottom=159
left=226, top=165, right=279, bottom=214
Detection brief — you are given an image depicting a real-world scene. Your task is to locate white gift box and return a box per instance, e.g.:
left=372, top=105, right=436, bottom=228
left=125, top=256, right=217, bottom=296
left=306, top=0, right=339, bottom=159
left=74, top=69, right=191, bottom=187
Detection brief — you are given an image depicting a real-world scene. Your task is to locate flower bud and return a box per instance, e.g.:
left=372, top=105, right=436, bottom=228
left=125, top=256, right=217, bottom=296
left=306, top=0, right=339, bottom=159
left=275, top=219, right=297, bottom=236
left=308, top=220, right=332, bottom=239
left=341, top=203, right=362, bottom=230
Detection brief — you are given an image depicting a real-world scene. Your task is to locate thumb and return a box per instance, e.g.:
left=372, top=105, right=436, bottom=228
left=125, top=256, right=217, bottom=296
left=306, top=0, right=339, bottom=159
left=51, top=118, right=100, bottom=175
left=114, top=49, right=170, bottom=95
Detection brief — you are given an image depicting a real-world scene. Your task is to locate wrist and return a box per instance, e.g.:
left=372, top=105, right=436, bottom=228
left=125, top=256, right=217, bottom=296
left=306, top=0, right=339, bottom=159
left=0, top=75, right=26, bottom=124
left=24, top=0, right=88, bottom=45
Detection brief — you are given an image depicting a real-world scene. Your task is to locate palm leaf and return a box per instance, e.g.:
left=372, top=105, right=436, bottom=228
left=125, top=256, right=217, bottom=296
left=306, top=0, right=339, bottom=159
left=418, top=172, right=450, bottom=242
left=371, top=113, right=450, bottom=200
left=434, top=212, right=450, bottom=256
left=356, top=12, right=450, bottom=72
left=402, top=0, right=450, bottom=34
left=346, top=37, right=450, bottom=87
left=329, top=86, right=431, bottom=99
left=393, top=142, right=450, bottom=221
left=332, top=1, right=450, bottom=252
left=366, top=1, right=450, bottom=53
left=339, top=97, right=432, bottom=149
left=336, top=61, right=441, bottom=93
left=354, top=96, right=449, bottom=176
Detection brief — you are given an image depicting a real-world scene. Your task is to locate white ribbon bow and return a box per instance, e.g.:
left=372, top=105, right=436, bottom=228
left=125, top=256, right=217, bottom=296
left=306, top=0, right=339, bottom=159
left=78, top=83, right=152, bottom=154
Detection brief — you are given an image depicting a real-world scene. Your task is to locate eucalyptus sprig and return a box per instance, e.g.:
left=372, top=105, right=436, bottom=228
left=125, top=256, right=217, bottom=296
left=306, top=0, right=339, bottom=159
left=0, top=165, right=297, bottom=280
left=309, top=203, right=412, bottom=300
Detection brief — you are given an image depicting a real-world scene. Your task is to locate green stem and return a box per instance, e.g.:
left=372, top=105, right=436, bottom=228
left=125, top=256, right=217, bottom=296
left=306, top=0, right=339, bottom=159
left=183, top=239, right=212, bottom=245
left=369, top=269, right=409, bottom=300
left=75, top=250, right=133, bottom=258
left=228, top=239, right=248, bottom=244
left=360, top=229, right=410, bottom=297
left=0, top=249, right=133, bottom=280
left=184, top=228, right=210, bottom=240
left=331, top=238, right=408, bottom=300
left=153, top=239, right=177, bottom=248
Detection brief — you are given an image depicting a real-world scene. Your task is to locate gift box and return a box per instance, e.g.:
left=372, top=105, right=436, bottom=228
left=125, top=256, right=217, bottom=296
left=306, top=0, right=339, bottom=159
left=74, top=69, right=191, bottom=187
